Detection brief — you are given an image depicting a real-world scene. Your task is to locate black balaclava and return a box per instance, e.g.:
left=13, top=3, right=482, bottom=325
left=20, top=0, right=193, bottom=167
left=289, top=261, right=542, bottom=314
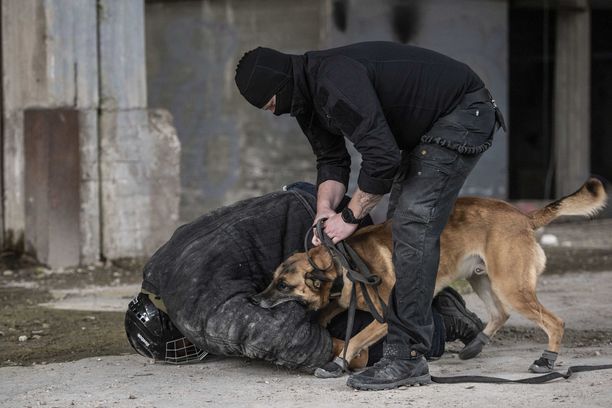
left=235, top=47, right=294, bottom=115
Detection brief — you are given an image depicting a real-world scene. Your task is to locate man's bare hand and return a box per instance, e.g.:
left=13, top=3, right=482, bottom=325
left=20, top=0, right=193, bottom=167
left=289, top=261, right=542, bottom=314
left=312, top=180, right=347, bottom=246
left=312, top=208, right=337, bottom=246
left=321, top=212, right=358, bottom=245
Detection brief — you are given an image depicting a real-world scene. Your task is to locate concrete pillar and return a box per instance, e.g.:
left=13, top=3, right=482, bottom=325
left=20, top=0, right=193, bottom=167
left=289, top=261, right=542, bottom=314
left=98, top=0, right=147, bottom=110
left=147, top=109, right=181, bottom=253
left=98, top=0, right=180, bottom=259
left=1, top=0, right=181, bottom=265
left=0, top=111, right=3, bottom=250
left=98, top=109, right=180, bottom=258
left=554, top=0, right=591, bottom=197
left=1, top=0, right=100, bottom=263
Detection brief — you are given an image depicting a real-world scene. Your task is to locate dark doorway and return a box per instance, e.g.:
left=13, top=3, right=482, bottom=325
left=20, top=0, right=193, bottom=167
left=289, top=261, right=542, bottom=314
left=510, top=3, right=612, bottom=199
left=508, top=4, right=556, bottom=199
left=591, top=9, right=612, bottom=186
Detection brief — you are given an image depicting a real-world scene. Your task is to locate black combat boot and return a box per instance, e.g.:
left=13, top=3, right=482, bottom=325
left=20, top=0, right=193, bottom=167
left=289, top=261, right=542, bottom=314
left=346, top=345, right=431, bottom=391
left=433, top=287, right=484, bottom=346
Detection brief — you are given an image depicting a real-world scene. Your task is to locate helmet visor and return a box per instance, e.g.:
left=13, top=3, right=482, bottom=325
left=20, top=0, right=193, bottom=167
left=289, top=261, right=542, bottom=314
left=165, top=337, right=208, bottom=365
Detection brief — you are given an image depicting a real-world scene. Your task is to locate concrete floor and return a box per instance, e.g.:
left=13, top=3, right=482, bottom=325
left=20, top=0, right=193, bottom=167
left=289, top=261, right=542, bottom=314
left=1, top=219, right=611, bottom=407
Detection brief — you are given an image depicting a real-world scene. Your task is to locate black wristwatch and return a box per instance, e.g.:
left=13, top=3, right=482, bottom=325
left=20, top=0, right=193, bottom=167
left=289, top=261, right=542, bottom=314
left=341, top=207, right=362, bottom=224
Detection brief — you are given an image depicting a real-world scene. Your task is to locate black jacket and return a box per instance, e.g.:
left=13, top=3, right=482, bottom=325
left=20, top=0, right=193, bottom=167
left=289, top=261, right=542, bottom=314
left=290, top=41, right=483, bottom=195
left=141, top=188, right=332, bottom=370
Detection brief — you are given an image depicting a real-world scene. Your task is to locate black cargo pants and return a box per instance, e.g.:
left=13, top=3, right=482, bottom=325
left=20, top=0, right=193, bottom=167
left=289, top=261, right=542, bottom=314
left=384, top=88, right=503, bottom=357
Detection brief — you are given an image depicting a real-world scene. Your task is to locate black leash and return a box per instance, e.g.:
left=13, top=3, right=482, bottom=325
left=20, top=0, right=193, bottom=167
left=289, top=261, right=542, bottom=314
left=431, top=364, right=612, bottom=384
left=306, top=219, right=387, bottom=371
left=309, top=220, right=387, bottom=323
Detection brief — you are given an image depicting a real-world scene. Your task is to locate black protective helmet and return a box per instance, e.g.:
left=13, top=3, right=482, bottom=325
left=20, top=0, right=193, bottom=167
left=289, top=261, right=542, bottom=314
left=125, top=293, right=208, bottom=364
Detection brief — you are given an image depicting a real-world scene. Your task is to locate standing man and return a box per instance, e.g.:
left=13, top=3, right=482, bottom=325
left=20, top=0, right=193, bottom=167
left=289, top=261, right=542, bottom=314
left=235, top=41, right=505, bottom=391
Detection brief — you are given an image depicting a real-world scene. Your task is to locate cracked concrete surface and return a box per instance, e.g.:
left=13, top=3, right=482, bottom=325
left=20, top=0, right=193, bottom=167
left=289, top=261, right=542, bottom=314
left=1, top=219, right=611, bottom=407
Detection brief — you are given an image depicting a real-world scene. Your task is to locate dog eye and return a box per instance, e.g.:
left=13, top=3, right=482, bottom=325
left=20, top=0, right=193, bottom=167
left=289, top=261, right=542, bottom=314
left=277, top=281, right=288, bottom=290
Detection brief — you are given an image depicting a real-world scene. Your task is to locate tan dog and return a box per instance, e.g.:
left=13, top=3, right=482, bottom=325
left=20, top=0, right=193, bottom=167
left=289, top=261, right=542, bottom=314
left=252, top=178, right=607, bottom=374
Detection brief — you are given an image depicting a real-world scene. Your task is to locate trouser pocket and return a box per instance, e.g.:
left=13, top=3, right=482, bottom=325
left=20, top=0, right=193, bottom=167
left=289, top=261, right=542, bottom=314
left=421, top=101, right=496, bottom=155
left=387, top=143, right=457, bottom=219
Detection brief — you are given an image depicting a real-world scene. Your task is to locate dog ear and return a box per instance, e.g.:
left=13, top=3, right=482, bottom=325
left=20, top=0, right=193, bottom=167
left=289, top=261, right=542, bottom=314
left=306, top=270, right=334, bottom=283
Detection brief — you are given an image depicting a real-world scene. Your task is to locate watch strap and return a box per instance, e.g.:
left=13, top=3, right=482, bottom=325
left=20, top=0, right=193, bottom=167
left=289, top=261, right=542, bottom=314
left=341, top=207, right=361, bottom=224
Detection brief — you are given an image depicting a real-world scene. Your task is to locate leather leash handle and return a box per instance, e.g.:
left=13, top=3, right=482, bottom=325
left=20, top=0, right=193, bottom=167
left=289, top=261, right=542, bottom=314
left=305, top=218, right=337, bottom=272
left=315, top=219, right=334, bottom=247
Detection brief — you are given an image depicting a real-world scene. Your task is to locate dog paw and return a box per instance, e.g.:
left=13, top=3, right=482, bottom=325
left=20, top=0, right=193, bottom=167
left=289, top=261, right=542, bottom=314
left=314, top=361, right=345, bottom=378
left=528, top=362, right=553, bottom=373
left=528, top=351, right=557, bottom=373
left=459, top=332, right=490, bottom=360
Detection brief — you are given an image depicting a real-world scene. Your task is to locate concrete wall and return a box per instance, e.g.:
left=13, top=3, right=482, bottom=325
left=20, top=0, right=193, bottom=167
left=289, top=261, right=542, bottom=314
left=554, top=1, right=590, bottom=197
left=146, top=0, right=509, bottom=222
left=2, top=0, right=181, bottom=265
left=402, top=0, right=509, bottom=198
left=146, top=0, right=325, bottom=222
left=1, top=0, right=100, bottom=261
left=97, top=0, right=182, bottom=260
left=98, top=0, right=175, bottom=259
left=318, top=0, right=508, bottom=219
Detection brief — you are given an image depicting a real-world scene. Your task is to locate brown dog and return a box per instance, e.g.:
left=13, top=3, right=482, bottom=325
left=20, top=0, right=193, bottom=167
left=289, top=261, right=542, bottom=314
left=252, top=178, right=607, bottom=374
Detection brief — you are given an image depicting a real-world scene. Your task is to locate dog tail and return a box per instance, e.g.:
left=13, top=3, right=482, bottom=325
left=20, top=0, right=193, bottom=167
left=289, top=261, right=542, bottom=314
left=528, top=178, right=608, bottom=229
